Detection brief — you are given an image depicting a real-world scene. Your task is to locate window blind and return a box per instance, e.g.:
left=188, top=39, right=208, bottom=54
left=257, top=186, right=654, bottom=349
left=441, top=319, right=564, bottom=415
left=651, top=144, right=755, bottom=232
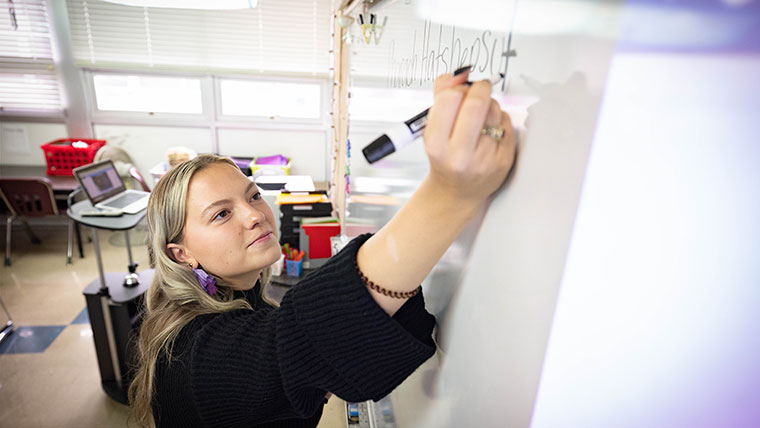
left=65, top=0, right=333, bottom=76
left=0, top=0, right=61, bottom=113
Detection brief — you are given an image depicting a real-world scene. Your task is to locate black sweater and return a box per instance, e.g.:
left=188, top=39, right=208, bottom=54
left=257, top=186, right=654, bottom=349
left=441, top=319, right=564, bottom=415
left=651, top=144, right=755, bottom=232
left=152, top=233, right=437, bottom=427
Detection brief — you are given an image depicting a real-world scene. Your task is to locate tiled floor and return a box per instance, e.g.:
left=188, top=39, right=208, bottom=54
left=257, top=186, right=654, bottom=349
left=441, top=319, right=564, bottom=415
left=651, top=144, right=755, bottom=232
left=0, top=221, right=346, bottom=427
left=0, top=325, right=67, bottom=354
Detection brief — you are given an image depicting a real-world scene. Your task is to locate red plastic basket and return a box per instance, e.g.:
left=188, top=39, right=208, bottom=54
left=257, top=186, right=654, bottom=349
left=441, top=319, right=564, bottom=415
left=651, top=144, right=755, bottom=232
left=40, top=138, right=106, bottom=176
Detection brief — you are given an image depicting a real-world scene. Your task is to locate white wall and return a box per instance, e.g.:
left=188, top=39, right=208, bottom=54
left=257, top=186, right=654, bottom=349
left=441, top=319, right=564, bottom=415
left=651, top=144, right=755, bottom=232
left=0, top=121, right=67, bottom=166
left=218, top=128, right=329, bottom=181
left=0, top=121, right=331, bottom=186
left=93, top=124, right=212, bottom=186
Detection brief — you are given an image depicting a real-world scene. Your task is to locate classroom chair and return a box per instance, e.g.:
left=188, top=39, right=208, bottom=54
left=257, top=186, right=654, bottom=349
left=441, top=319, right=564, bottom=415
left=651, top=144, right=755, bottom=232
left=129, top=166, right=150, bottom=192
left=0, top=177, right=81, bottom=266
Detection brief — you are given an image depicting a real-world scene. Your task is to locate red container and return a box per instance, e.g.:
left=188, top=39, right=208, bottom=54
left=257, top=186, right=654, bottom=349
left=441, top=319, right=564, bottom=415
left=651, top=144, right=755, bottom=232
left=41, top=138, right=106, bottom=176
left=302, top=223, right=341, bottom=259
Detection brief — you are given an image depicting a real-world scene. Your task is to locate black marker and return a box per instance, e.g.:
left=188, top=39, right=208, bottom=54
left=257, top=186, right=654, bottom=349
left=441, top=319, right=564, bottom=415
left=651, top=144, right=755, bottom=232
left=362, top=66, right=504, bottom=164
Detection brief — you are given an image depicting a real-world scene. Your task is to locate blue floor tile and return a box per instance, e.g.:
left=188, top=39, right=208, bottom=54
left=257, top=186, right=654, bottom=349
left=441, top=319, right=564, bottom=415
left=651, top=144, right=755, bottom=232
left=0, top=325, right=65, bottom=354
left=71, top=307, right=89, bottom=325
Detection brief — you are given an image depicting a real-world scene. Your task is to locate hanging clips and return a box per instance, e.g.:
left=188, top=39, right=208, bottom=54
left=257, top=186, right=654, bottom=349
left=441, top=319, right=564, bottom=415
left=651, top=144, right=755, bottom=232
left=358, top=13, right=386, bottom=45
left=373, top=15, right=387, bottom=45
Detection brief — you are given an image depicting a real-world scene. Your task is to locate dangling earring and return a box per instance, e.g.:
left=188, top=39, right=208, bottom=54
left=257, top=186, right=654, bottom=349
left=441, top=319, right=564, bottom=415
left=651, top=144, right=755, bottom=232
left=189, top=263, right=217, bottom=296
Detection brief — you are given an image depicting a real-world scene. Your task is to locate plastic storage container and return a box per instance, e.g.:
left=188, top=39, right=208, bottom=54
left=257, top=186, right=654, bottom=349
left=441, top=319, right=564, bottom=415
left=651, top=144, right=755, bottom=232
left=250, top=155, right=291, bottom=176
left=41, top=138, right=106, bottom=176
left=279, top=201, right=333, bottom=249
left=302, top=223, right=341, bottom=259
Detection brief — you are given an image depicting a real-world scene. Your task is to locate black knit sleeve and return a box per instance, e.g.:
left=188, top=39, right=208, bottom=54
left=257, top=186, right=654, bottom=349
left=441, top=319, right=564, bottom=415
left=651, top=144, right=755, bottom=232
left=277, top=233, right=437, bottom=408
left=188, top=233, right=436, bottom=425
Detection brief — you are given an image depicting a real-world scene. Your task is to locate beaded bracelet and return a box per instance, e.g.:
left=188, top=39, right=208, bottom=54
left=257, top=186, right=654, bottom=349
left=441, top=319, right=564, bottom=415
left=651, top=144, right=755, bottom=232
left=355, top=259, right=421, bottom=299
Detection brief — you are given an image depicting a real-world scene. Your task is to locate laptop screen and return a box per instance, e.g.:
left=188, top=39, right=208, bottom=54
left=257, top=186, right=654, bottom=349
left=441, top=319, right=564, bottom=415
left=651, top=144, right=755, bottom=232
left=74, top=160, right=126, bottom=204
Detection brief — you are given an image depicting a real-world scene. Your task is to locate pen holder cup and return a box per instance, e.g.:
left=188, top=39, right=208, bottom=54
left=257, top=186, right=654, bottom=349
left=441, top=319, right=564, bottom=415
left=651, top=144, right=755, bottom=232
left=286, top=260, right=302, bottom=277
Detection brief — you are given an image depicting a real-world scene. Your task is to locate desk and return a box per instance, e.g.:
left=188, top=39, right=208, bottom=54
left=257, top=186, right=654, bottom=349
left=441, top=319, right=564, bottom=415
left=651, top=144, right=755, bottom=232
left=0, top=165, right=78, bottom=195
left=270, top=270, right=314, bottom=287
left=69, top=199, right=151, bottom=404
left=69, top=199, right=146, bottom=231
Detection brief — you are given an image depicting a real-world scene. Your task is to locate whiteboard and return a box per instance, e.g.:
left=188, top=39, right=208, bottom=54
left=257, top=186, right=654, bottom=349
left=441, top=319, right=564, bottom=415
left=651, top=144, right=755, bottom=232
left=346, top=0, right=760, bottom=426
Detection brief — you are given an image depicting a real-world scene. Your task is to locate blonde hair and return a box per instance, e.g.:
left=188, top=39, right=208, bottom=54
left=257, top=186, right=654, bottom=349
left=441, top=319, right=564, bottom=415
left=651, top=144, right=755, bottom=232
left=128, top=154, right=277, bottom=427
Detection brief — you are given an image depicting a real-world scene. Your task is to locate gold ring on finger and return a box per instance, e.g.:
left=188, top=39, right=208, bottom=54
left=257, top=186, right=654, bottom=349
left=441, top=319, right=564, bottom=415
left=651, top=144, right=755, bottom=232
left=481, top=125, right=505, bottom=141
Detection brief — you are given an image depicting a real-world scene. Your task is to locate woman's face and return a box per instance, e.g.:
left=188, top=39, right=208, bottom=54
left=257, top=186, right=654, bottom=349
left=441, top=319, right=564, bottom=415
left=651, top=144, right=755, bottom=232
left=169, top=162, right=281, bottom=290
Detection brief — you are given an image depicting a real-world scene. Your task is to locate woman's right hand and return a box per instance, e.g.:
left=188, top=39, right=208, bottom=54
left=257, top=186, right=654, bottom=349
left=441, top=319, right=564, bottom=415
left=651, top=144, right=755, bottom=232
left=423, top=71, right=516, bottom=203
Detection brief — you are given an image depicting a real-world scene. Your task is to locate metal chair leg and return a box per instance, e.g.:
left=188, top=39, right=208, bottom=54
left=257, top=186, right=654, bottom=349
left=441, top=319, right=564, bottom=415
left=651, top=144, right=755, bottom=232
left=5, top=216, right=13, bottom=266
left=75, top=223, right=84, bottom=258
left=67, top=218, right=74, bottom=265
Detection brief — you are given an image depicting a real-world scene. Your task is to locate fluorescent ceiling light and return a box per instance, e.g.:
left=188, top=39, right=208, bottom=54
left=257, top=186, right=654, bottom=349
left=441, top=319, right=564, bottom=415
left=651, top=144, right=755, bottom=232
left=101, top=0, right=257, bottom=9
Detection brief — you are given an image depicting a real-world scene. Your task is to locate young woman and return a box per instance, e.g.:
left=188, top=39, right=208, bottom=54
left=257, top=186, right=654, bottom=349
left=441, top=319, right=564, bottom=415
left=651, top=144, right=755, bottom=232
left=129, top=70, right=516, bottom=427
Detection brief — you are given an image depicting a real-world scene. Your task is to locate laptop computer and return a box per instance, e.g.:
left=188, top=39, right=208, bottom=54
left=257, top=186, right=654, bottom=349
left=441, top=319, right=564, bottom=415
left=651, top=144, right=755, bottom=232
left=73, top=160, right=150, bottom=214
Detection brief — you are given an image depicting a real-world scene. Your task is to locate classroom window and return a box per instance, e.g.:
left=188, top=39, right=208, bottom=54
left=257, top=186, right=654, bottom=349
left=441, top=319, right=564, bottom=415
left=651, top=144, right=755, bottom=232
left=0, top=0, right=61, bottom=114
left=65, top=0, right=332, bottom=75
left=92, top=74, right=203, bottom=114
left=0, top=67, right=61, bottom=113
left=219, top=79, right=321, bottom=119
left=349, top=86, right=433, bottom=122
